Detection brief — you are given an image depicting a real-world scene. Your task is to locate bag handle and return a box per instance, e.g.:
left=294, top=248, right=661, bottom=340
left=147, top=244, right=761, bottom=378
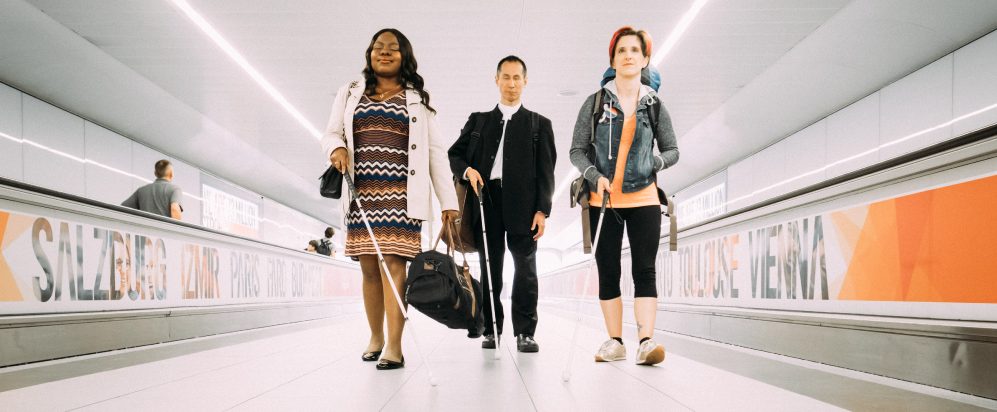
left=433, top=220, right=470, bottom=267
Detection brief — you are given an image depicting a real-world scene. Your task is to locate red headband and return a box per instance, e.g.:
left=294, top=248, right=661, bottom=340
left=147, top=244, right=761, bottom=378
left=609, top=26, right=653, bottom=63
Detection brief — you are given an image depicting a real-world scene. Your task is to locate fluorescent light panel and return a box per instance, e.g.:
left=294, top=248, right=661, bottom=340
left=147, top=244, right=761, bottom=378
left=651, top=0, right=711, bottom=67
left=167, top=0, right=322, bottom=140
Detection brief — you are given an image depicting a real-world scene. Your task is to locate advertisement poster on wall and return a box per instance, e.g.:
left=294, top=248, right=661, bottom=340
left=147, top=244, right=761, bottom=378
left=542, top=172, right=997, bottom=321
left=199, top=173, right=263, bottom=239
left=0, top=205, right=360, bottom=315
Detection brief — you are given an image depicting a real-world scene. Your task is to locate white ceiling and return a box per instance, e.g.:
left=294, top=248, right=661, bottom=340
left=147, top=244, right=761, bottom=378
left=4, top=0, right=997, bottom=251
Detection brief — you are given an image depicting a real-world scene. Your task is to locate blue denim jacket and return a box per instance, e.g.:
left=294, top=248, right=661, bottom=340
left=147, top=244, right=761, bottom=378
left=569, top=81, right=679, bottom=193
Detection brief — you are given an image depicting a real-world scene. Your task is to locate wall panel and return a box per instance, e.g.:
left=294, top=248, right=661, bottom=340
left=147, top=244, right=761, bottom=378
left=824, top=92, right=880, bottom=178
left=84, top=122, right=134, bottom=205
left=953, top=30, right=997, bottom=136
left=880, top=55, right=954, bottom=159
left=0, top=84, right=22, bottom=181
left=783, top=120, right=826, bottom=193
left=22, top=96, right=85, bottom=197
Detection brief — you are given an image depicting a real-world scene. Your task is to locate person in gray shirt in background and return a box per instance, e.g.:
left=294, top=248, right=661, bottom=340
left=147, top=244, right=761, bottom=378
left=122, top=159, right=184, bottom=220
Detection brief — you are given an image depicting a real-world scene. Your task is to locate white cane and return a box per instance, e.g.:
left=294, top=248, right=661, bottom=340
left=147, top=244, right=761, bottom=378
left=562, top=191, right=610, bottom=382
left=475, top=180, right=503, bottom=360
left=344, top=173, right=439, bottom=386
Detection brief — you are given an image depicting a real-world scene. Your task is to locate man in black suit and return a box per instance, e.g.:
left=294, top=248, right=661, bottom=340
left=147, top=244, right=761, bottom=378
left=448, top=56, right=556, bottom=353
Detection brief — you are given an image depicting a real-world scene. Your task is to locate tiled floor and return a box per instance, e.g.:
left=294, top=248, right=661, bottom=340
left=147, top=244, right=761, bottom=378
left=1, top=307, right=994, bottom=411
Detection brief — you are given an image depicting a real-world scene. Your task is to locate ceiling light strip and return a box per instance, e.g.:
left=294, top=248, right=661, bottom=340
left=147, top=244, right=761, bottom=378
left=651, top=0, right=711, bottom=67
left=167, top=0, right=322, bottom=139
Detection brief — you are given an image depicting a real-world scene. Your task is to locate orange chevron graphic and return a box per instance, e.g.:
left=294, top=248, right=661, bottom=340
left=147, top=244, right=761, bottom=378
left=356, top=146, right=407, bottom=155
left=354, top=194, right=407, bottom=202
left=346, top=235, right=422, bottom=259
left=352, top=123, right=408, bottom=135
left=0, top=212, right=26, bottom=301
left=347, top=211, right=417, bottom=222
left=351, top=189, right=407, bottom=199
left=355, top=182, right=407, bottom=190
left=355, top=165, right=408, bottom=174
left=354, top=112, right=408, bottom=122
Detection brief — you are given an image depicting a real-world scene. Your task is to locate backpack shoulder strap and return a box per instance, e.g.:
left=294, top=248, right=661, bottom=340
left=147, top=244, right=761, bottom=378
left=590, top=90, right=603, bottom=145
left=648, top=98, right=660, bottom=133
left=466, top=112, right=487, bottom=162
left=531, top=112, right=540, bottom=144
left=471, top=112, right=487, bottom=137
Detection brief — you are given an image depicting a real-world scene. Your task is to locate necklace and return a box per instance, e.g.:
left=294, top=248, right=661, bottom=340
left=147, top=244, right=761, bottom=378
left=374, top=84, right=403, bottom=100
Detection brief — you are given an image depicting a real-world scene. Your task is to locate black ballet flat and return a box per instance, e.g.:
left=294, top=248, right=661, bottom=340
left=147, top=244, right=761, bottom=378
left=375, top=356, right=405, bottom=370
left=361, top=350, right=382, bottom=362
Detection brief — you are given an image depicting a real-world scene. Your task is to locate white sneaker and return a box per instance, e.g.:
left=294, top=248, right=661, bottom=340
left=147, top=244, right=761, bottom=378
left=636, top=339, right=665, bottom=366
left=594, top=339, right=627, bottom=362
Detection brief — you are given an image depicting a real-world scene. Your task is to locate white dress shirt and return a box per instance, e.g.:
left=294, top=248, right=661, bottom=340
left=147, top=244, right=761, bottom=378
left=464, top=101, right=522, bottom=181
left=490, top=101, right=522, bottom=180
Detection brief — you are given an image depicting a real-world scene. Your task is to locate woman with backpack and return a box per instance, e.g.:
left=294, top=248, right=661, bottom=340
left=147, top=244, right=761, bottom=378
left=568, top=26, right=679, bottom=366
left=322, top=28, right=459, bottom=370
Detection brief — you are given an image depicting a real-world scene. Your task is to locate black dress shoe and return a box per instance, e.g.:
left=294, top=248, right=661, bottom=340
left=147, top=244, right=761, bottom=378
left=376, top=356, right=405, bottom=370
left=517, top=335, right=539, bottom=353
left=481, top=334, right=497, bottom=349
left=361, top=350, right=382, bottom=362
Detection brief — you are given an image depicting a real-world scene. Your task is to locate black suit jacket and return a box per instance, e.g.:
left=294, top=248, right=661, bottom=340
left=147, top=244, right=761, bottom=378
left=448, top=105, right=556, bottom=235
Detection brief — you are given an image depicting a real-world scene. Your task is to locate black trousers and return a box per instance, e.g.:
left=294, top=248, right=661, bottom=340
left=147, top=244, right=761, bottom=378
left=589, top=205, right=661, bottom=300
left=473, top=181, right=539, bottom=337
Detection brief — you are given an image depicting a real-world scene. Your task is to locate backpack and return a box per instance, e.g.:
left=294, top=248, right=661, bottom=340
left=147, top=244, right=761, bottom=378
left=407, top=226, right=484, bottom=338
left=315, top=239, right=333, bottom=256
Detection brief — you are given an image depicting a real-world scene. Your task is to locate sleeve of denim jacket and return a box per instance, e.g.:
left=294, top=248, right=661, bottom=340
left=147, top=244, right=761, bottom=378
left=569, top=93, right=604, bottom=186
left=653, top=103, right=679, bottom=172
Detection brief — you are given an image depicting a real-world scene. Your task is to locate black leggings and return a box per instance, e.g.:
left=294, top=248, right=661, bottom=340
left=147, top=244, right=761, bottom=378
left=588, top=205, right=661, bottom=300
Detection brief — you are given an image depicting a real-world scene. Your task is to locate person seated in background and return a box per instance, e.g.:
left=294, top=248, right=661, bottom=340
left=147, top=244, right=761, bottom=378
left=316, top=227, right=336, bottom=257
left=305, top=240, right=320, bottom=253
left=121, top=159, right=183, bottom=220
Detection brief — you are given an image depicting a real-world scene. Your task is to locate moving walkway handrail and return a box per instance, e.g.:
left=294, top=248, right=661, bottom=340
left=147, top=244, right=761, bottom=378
left=0, top=174, right=335, bottom=259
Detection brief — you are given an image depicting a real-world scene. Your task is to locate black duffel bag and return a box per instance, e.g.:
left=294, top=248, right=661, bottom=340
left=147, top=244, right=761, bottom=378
left=405, top=223, right=484, bottom=338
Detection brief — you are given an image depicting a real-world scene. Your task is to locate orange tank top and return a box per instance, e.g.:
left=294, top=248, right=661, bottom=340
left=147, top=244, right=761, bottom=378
left=590, top=114, right=660, bottom=208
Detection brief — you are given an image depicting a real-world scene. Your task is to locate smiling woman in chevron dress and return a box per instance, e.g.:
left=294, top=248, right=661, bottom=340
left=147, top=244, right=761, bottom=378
left=322, top=28, right=458, bottom=371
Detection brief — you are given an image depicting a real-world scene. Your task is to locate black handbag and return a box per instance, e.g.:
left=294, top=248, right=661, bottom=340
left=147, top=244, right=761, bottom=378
left=318, top=166, right=344, bottom=199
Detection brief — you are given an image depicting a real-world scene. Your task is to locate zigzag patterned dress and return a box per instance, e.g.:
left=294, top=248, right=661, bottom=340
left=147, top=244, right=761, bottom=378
left=346, top=93, right=422, bottom=260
